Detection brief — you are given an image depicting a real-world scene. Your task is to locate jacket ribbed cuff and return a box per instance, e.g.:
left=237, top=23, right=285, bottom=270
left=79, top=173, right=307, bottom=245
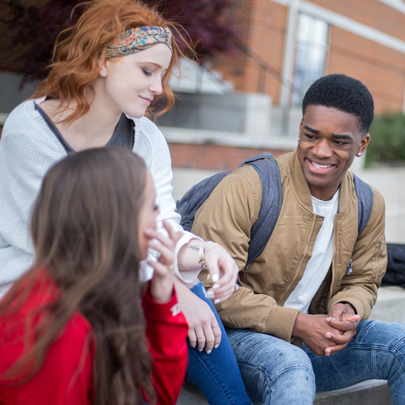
left=263, top=305, right=300, bottom=342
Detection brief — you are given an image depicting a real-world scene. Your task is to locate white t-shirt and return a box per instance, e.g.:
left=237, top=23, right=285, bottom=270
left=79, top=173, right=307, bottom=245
left=283, top=189, right=340, bottom=313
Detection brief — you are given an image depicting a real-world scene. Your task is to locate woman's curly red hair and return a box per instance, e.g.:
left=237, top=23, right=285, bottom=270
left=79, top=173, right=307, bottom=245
left=33, top=0, right=189, bottom=124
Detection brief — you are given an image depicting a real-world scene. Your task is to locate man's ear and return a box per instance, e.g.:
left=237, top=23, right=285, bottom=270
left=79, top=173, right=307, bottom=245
left=299, top=119, right=303, bottom=135
left=357, top=133, right=371, bottom=156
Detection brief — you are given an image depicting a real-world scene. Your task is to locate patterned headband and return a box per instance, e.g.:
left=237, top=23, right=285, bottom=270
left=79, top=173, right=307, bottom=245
left=105, top=26, right=173, bottom=58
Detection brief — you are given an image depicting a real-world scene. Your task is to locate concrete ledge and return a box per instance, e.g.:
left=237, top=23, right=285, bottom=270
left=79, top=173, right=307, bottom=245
left=161, top=126, right=297, bottom=150
left=177, top=379, right=391, bottom=405
left=0, top=113, right=8, bottom=125
left=176, top=380, right=208, bottom=405
left=314, top=380, right=391, bottom=405
left=370, top=285, right=405, bottom=323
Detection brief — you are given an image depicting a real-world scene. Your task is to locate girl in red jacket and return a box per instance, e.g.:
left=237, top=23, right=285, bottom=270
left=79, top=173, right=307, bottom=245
left=0, top=148, right=188, bottom=405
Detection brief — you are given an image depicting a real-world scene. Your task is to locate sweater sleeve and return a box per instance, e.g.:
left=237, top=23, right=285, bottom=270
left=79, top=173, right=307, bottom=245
left=142, top=287, right=188, bottom=405
left=0, top=100, right=66, bottom=289
left=0, top=277, right=94, bottom=405
left=192, top=166, right=300, bottom=342
left=133, top=118, right=202, bottom=283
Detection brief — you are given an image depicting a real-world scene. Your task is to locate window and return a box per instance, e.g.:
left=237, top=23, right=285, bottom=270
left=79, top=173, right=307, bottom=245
left=291, top=14, right=329, bottom=106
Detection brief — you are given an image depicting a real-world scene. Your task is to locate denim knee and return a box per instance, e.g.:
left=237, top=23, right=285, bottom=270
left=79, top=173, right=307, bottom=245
left=228, top=329, right=315, bottom=404
left=266, top=343, right=314, bottom=378
left=354, top=320, right=405, bottom=378
left=304, top=320, right=405, bottom=399
left=362, top=321, right=405, bottom=404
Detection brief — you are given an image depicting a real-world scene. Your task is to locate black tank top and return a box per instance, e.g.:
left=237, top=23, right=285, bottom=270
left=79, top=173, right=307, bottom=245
left=34, top=102, right=134, bottom=153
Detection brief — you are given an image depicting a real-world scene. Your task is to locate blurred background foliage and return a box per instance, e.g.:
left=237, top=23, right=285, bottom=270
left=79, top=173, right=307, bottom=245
left=1, top=0, right=236, bottom=85
left=367, top=112, right=405, bottom=167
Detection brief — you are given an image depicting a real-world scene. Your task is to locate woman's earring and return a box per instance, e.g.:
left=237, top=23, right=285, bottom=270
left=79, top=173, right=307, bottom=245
left=356, top=152, right=362, bottom=157
left=100, top=69, right=107, bottom=77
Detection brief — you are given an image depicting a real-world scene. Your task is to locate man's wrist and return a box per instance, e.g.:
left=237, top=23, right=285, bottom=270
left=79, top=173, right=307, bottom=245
left=337, top=301, right=357, bottom=314
left=292, top=311, right=305, bottom=338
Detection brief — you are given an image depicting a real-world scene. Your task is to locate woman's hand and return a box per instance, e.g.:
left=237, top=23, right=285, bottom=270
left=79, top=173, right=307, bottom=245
left=146, top=220, right=182, bottom=303
left=203, top=244, right=239, bottom=304
left=174, top=279, right=222, bottom=354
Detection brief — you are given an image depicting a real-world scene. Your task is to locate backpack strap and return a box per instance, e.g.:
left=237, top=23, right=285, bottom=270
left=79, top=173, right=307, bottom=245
left=176, top=153, right=277, bottom=233
left=246, top=158, right=282, bottom=265
left=176, top=152, right=282, bottom=267
left=353, top=173, right=374, bottom=236
left=346, top=174, right=374, bottom=275
left=237, top=152, right=275, bottom=167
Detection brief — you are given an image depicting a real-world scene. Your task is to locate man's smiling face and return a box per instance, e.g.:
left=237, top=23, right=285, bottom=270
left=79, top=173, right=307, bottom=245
left=297, top=105, right=370, bottom=201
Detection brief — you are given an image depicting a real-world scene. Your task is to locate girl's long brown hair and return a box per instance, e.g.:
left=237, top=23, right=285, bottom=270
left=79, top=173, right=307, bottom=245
left=0, top=148, right=155, bottom=405
left=32, top=0, right=191, bottom=124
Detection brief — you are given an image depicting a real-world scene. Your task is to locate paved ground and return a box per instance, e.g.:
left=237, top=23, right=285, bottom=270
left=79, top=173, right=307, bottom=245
left=172, top=165, right=405, bottom=244
left=352, top=166, right=405, bottom=244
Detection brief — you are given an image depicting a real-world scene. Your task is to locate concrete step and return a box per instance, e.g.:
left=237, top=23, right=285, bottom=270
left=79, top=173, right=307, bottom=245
left=314, top=380, right=390, bottom=405
left=370, top=285, right=405, bottom=323
left=176, top=379, right=391, bottom=405
left=176, top=380, right=207, bottom=405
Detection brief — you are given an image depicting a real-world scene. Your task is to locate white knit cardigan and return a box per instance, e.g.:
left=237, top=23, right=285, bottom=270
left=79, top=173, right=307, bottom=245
left=0, top=99, right=200, bottom=295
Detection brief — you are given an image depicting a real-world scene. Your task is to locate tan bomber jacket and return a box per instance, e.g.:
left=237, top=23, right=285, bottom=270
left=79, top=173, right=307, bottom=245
left=192, top=150, right=387, bottom=343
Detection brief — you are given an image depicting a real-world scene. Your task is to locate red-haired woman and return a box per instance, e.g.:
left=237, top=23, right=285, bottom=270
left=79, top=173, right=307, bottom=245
left=0, top=0, right=250, bottom=404
left=0, top=148, right=188, bottom=405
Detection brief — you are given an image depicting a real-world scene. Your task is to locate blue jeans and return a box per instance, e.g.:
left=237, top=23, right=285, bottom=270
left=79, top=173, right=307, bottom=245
left=227, top=320, right=405, bottom=405
left=186, top=282, right=251, bottom=405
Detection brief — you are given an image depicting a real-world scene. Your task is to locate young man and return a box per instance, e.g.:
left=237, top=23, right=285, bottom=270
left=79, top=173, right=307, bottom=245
left=192, top=74, right=405, bottom=404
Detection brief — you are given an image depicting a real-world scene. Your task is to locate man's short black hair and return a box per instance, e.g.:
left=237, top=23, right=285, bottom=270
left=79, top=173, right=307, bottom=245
left=302, top=74, right=374, bottom=134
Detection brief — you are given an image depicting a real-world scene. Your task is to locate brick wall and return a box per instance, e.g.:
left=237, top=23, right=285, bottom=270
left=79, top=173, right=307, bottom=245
left=328, top=27, right=405, bottom=113
left=211, top=0, right=287, bottom=104
left=168, top=142, right=290, bottom=170
left=315, top=0, right=405, bottom=113
left=211, top=0, right=405, bottom=113
left=207, top=0, right=253, bottom=92
left=244, top=0, right=286, bottom=101
left=311, top=0, right=405, bottom=41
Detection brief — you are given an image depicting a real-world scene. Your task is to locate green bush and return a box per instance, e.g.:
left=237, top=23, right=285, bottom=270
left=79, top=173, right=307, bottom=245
left=367, top=112, right=405, bottom=167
